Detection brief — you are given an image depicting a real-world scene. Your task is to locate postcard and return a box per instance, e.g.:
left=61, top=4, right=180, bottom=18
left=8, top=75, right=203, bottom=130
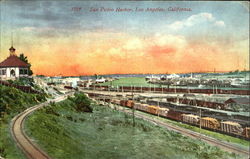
left=0, top=1, right=249, bottom=159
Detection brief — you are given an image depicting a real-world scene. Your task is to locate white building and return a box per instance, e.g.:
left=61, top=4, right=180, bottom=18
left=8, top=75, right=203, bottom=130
left=0, top=46, right=29, bottom=80
left=62, top=77, right=80, bottom=87
left=166, top=74, right=180, bottom=79
left=96, top=77, right=106, bottom=83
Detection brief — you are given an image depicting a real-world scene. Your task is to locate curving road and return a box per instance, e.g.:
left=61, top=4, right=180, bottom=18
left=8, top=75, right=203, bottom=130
left=11, top=93, right=73, bottom=159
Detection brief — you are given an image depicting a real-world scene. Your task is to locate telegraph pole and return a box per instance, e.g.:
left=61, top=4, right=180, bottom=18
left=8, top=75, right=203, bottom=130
left=199, top=108, right=202, bottom=156
left=199, top=108, right=202, bottom=138
left=132, top=89, right=135, bottom=127
left=157, top=100, right=160, bottom=117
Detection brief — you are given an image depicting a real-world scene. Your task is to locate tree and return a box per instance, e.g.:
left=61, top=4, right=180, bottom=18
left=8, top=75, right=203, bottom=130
left=72, top=93, right=93, bottom=113
left=94, top=74, right=98, bottom=79
left=19, top=53, right=33, bottom=75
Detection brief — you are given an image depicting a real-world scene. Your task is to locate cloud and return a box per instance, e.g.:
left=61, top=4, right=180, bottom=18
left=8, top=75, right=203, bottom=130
left=20, top=26, right=61, bottom=38
left=10, top=29, right=247, bottom=76
left=18, top=11, right=61, bottom=21
left=168, top=12, right=225, bottom=30
left=123, top=38, right=145, bottom=51
left=21, top=27, right=36, bottom=32
left=214, top=21, right=225, bottom=27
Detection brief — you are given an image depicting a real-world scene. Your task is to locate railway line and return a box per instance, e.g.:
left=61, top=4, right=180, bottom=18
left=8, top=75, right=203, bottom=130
left=82, top=89, right=250, bottom=138
left=11, top=93, right=73, bottom=159
left=110, top=105, right=250, bottom=158
left=10, top=89, right=249, bottom=159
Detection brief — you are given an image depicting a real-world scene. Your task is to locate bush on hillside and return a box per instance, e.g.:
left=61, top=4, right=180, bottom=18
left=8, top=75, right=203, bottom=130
left=69, top=93, right=93, bottom=113
left=0, top=85, right=47, bottom=119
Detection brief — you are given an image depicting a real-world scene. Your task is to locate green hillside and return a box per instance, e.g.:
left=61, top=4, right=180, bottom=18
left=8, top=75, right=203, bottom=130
left=0, top=84, right=48, bottom=159
left=25, top=93, right=243, bottom=159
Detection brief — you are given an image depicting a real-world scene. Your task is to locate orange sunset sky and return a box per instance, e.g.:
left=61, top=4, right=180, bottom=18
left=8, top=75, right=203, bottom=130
left=0, top=1, right=249, bottom=76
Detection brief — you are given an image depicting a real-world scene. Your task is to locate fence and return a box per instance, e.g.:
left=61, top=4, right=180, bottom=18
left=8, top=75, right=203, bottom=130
left=0, top=80, right=41, bottom=94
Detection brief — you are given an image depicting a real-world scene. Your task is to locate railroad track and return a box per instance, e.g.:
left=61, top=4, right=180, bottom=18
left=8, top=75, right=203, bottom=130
left=11, top=93, right=73, bottom=159
left=113, top=106, right=250, bottom=158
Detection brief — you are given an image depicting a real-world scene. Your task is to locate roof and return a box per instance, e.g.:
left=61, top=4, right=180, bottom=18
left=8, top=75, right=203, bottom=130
left=225, top=97, right=250, bottom=105
left=0, top=55, right=29, bottom=67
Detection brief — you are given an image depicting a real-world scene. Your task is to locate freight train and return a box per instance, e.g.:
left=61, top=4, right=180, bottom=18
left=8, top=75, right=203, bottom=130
left=165, top=97, right=226, bottom=110
left=86, top=85, right=250, bottom=95
left=83, top=86, right=249, bottom=110
left=87, top=93, right=250, bottom=140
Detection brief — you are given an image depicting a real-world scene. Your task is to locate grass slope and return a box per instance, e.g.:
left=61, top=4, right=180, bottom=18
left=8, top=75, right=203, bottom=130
left=0, top=84, right=47, bottom=159
left=25, top=95, right=243, bottom=159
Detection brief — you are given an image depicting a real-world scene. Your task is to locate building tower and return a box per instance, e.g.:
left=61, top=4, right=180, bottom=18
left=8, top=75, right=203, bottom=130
left=0, top=35, right=29, bottom=79
left=9, top=46, right=16, bottom=56
left=9, top=33, right=16, bottom=56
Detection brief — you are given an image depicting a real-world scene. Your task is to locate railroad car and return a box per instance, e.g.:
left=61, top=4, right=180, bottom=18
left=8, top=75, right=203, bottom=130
left=220, top=121, right=243, bottom=135
left=125, top=100, right=134, bottom=108
left=243, top=127, right=250, bottom=138
left=98, top=98, right=104, bottom=101
left=182, top=114, right=200, bottom=125
left=110, top=99, right=116, bottom=104
left=117, top=86, right=250, bottom=95
left=158, top=107, right=169, bottom=117
left=104, top=98, right=111, bottom=103
left=139, top=104, right=149, bottom=112
left=134, top=103, right=141, bottom=110
left=200, top=117, right=220, bottom=130
left=110, top=99, right=115, bottom=104
left=155, top=87, right=162, bottom=92
left=47, top=82, right=56, bottom=86
left=87, top=93, right=95, bottom=98
left=120, top=100, right=126, bottom=106
left=147, top=105, right=158, bottom=115
left=166, top=110, right=183, bottom=121
left=232, top=114, right=250, bottom=122
left=113, top=99, right=121, bottom=105
left=166, top=97, right=177, bottom=103
left=64, top=86, right=73, bottom=89
left=85, top=95, right=250, bottom=140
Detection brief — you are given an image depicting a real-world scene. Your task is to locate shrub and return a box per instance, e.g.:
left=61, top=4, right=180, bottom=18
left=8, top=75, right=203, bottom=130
left=70, top=93, right=93, bottom=113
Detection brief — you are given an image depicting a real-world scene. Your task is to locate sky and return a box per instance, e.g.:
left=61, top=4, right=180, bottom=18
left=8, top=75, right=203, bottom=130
left=0, top=1, right=249, bottom=76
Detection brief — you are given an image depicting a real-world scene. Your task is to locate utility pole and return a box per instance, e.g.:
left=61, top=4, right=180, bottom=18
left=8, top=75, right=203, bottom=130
left=199, top=108, right=202, bottom=136
left=216, top=85, right=218, bottom=94
left=132, top=90, right=135, bottom=127
left=213, top=85, right=214, bottom=94
left=149, top=84, right=151, bottom=93
left=199, top=108, right=202, bottom=156
left=157, top=100, right=160, bottom=117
